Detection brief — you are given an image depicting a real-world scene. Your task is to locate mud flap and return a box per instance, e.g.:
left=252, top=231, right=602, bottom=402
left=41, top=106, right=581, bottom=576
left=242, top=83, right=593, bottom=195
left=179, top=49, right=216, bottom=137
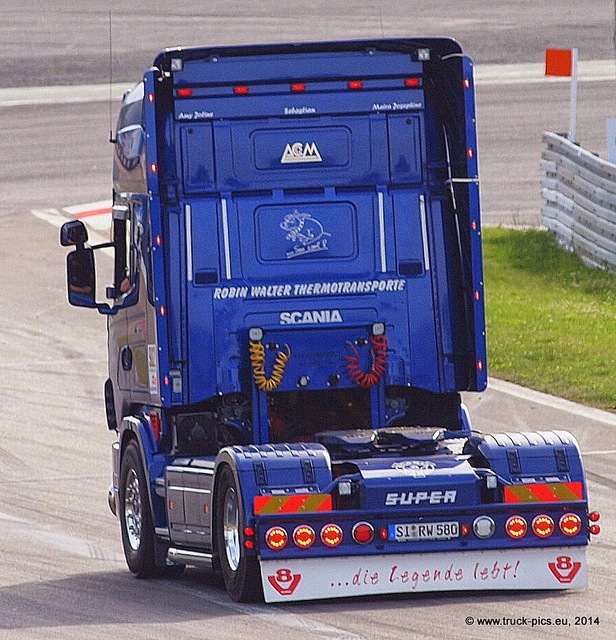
left=260, top=546, right=587, bottom=603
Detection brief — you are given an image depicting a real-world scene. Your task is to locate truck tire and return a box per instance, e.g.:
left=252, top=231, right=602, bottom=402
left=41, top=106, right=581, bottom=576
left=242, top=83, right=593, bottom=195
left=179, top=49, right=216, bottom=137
left=215, top=465, right=262, bottom=602
left=119, top=440, right=159, bottom=578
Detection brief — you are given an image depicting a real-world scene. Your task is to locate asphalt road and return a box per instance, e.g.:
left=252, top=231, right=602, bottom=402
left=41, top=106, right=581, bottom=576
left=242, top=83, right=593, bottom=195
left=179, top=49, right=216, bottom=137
left=1, top=2, right=615, bottom=638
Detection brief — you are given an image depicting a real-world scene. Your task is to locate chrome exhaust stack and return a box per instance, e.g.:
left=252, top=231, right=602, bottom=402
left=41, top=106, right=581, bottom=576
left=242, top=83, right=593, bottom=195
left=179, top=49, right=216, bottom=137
left=167, top=547, right=214, bottom=569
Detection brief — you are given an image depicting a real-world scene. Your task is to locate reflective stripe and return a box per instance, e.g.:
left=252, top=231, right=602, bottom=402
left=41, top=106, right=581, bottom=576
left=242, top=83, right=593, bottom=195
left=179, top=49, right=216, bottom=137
left=377, top=191, right=387, bottom=273
left=504, top=482, right=583, bottom=503
left=419, top=194, right=430, bottom=271
left=185, top=204, right=193, bottom=282
left=221, top=198, right=232, bottom=279
left=254, top=494, right=332, bottom=515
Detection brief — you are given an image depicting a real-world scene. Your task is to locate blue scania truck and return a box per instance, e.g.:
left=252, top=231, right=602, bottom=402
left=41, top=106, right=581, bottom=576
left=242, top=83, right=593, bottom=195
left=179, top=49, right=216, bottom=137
left=60, top=38, right=598, bottom=602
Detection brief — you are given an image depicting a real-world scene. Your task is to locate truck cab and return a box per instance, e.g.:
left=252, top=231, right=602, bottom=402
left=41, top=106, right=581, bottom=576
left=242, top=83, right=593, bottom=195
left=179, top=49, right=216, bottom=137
left=61, top=38, right=595, bottom=603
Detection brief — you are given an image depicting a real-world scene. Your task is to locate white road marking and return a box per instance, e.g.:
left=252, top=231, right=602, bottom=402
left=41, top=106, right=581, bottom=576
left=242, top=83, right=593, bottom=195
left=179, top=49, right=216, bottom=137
left=474, top=59, right=615, bottom=85
left=488, top=378, right=616, bottom=428
left=0, top=83, right=134, bottom=107
left=31, top=207, right=69, bottom=229
left=64, top=199, right=111, bottom=215
left=580, top=449, right=616, bottom=456
left=33, top=203, right=111, bottom=245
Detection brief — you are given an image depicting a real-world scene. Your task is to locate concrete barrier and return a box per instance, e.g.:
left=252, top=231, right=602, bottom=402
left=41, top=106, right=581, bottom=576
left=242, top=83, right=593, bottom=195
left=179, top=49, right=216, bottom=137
left=541, top=131, right=616, bottom=271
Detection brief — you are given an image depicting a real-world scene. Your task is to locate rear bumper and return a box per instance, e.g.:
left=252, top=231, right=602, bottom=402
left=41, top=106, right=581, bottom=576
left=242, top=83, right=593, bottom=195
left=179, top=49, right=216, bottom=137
left=260, top=545, right=587, bottom=602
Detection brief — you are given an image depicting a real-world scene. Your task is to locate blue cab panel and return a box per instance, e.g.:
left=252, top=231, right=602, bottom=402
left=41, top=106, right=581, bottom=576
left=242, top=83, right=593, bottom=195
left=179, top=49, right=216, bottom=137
left=171, top=49, right=423, bottom=86
left=179, top=113, right=423, bottom=193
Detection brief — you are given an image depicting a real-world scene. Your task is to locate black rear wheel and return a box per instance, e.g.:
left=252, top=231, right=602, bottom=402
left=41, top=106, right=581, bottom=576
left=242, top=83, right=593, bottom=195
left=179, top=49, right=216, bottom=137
left=215, top=465, right=262, bottom=602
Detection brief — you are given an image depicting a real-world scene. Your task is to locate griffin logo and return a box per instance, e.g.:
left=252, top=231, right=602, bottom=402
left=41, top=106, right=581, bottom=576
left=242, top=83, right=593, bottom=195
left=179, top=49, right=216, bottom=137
left=391, top=460, right=436, bottom=478
left=280, top=210, right=331, bottom=259
left=280, top=142, right=323, bottom=164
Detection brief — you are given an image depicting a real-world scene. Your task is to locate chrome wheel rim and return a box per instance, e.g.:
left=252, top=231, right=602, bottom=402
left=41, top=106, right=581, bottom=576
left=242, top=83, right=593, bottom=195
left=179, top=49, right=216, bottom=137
left=223, top=487, right=241, bottom=571
left=124, top=468, right=142, bottom=551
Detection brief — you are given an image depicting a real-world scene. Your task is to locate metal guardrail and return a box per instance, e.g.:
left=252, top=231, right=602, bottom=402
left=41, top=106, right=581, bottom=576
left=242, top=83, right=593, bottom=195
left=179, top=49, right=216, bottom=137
left=541, top=131, right=616, bottom=272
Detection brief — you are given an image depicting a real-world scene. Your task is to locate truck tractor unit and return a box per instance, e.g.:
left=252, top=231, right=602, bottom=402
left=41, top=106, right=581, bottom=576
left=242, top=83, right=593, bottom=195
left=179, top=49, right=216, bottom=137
left=61, top=38, right=599, bottom=602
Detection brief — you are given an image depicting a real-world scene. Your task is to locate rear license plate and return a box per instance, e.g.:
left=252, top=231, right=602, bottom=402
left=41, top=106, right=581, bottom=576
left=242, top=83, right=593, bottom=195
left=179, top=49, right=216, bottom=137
left=391, top=521, right=459, bottom=542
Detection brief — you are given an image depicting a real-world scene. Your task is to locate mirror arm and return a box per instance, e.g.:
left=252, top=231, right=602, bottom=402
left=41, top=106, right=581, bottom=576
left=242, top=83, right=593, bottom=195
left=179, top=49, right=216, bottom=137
left=91, top=241, right=115, bottom=251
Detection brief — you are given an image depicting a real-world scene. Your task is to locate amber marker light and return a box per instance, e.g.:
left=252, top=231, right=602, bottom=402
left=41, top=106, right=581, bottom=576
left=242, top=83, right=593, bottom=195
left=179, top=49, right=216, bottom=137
left=559, top=513, right=582, bottom=537
left=320, top=524, right=343, bottom=548
left=505, top=516, right=528, bottom=539
left=293, top=525, right=316, bottom=549
left=532, top=515, right=555, bottom=538
left=265, top=527, right=288, bottom=550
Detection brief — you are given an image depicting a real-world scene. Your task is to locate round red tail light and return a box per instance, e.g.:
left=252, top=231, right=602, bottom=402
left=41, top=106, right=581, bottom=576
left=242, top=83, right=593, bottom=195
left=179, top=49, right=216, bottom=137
left=505, top=516, right=527, bottom=539
left=265, top=527, right=288, bottom=550
left=293, top=525, right=316, bottom=549
left=532, top=515, right=555, bottom=538
left=352, top=521, right=374, bottom=545
left=559, top=513, right=582, bottom=537
left=589, top=511, right=601, bottom=522
left=320, top=524, right=343, bottom=548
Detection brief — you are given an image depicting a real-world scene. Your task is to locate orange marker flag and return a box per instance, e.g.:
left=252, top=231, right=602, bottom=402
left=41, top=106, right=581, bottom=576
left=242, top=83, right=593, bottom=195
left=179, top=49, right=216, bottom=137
left=545, top=48, right=573, bottom=76
left=544, top=48, right=579, bottom=142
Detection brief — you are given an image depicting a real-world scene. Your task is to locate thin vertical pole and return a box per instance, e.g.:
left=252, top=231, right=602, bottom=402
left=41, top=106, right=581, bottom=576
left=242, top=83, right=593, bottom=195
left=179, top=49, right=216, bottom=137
left=569, top=48, right=578, bottom=143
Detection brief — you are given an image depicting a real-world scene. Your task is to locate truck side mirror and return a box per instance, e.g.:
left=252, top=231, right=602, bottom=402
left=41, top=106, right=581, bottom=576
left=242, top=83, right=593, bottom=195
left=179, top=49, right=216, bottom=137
left=67, top=249, right=97, bottom=308
left=65, top=247, right=121, bottom=315
left=60, top=220, right=89, bottom=248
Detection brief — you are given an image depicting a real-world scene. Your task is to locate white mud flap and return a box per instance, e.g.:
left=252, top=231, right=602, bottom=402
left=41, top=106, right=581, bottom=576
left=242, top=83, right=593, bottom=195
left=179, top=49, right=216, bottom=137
left=260, top=546, right=587, bottom=603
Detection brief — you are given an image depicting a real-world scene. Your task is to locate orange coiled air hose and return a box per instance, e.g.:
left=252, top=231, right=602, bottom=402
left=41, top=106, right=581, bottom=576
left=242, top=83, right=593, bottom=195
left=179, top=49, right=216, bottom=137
left=249, top=340, right=291, bottom=391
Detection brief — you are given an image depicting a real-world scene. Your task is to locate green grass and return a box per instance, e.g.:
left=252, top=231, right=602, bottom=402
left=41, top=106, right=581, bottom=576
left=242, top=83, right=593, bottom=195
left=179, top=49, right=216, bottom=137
left=482, top=227, right=616, bottom=412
